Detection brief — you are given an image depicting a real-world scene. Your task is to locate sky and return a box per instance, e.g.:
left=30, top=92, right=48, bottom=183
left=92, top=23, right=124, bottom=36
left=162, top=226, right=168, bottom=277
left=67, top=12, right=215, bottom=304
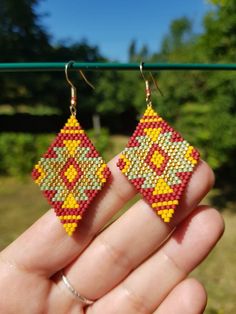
left=38, top=0, right=212, bottom=61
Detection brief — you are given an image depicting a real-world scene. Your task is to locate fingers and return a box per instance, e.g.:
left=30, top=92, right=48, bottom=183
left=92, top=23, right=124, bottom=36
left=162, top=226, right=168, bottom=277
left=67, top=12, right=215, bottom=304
left=0, top=155, right=137, bottom=276
left=58, top=161, right=214, bottom=299
left=86, top=207, right=224, bottom=314
left=153, top=278, right=207, bottom=314
left=0, top=158, right=213, bottom=281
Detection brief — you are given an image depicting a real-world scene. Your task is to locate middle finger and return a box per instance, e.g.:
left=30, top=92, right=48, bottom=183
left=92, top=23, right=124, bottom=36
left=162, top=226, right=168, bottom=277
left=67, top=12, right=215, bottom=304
left=59, top=160, right=213, bottom=301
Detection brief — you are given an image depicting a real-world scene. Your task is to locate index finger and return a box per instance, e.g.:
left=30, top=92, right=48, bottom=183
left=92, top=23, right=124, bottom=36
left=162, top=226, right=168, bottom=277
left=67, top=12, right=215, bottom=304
left=0, top=157, right=214, bottom=278
left=0, top=155, right=137, bottom=276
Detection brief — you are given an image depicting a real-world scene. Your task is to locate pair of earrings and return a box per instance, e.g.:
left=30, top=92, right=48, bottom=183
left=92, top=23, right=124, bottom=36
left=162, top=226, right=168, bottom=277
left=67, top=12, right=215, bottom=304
left=32, top=62, right=200, bottom=236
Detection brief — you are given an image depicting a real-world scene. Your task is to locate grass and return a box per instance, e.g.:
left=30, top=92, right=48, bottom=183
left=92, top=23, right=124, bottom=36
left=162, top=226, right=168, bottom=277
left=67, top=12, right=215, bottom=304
left=105, top=134, right=129, bottom=160
left=0, top=135, right=235, bottom=313
left=192, top=211, right=236, bottom=314
left=0, top=176, right=47, bottom=249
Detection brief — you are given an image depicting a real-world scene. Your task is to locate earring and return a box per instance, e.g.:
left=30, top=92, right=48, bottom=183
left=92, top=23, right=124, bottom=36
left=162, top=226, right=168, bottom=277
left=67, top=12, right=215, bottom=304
left=117, top=63, right=200, bottom=223
left=32, top=61, right=110, bottom=236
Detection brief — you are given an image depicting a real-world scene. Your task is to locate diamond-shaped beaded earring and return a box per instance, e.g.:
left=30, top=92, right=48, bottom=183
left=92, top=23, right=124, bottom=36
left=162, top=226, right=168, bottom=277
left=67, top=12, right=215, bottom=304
left=117, top=63, right=200, bottom=223
left=32, top=61, right=110, bottom=236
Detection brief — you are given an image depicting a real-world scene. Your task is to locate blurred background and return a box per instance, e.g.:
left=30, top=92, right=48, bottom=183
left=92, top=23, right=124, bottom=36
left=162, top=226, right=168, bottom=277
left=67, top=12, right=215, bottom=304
left=0, top=0, right=235, bottom=313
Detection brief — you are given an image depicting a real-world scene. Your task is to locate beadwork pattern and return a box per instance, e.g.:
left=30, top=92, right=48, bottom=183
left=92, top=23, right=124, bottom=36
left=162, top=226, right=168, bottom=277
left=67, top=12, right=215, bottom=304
left=117, top=106, right=200, bottom=222
left=32, top=115, right=110, bottom=236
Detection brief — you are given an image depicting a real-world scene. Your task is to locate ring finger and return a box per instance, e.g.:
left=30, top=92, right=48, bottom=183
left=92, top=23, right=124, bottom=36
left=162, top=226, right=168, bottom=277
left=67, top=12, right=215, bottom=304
left=53, top=160, right=214, bottom=302
left=87, top=206, right=224, bottom=314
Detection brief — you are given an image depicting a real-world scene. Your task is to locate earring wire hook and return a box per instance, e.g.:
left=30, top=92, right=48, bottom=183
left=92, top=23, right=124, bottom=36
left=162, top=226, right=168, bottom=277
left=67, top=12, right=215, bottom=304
left=65, top=60, right=95, bottom=116
left=140, top=62, right=152, bottom=107
left=78, top=70, right=95, bottom=90
left=140, top=62, right=164, bottom=108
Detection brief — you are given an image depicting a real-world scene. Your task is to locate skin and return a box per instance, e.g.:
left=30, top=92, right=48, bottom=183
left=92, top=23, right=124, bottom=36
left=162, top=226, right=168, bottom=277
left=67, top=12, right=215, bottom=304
left=0, top=155, right=224, bottom=314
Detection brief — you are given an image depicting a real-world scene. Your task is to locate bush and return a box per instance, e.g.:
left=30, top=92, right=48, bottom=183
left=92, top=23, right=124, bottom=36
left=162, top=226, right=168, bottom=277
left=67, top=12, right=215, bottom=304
left=87, top=128, right=111, bottom=155
left=0, top=133, right=53, bottom=176
left=0, top=128, right=110, bottom=176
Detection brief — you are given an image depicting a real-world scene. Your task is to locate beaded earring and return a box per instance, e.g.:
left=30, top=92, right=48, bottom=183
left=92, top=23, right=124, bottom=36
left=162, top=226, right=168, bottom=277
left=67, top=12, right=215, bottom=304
left=32, top=61, right=110, bottom=236
left=117, top=63, right=200, bottom=222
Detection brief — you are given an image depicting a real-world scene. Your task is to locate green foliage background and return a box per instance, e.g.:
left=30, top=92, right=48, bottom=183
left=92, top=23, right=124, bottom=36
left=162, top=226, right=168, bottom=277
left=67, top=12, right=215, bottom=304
left=0, top=1, right=236, bottom=313
left=1, top=0, right=236, bottom=207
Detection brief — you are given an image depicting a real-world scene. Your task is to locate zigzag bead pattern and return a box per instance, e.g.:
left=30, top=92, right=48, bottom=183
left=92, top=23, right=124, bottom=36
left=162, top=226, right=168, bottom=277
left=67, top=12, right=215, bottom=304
left=32, top=115, right=110, bottom=236
left=117, top=106, right=200, bottom=222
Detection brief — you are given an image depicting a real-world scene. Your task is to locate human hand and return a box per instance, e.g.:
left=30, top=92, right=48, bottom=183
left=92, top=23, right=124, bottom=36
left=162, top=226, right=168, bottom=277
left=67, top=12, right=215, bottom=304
left=0, top=156, right=224, bottom=314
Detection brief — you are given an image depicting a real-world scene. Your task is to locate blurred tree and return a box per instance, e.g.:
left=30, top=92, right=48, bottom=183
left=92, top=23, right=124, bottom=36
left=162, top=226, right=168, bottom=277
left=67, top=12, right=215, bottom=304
left=196, top=0, right=236, bottom=191
left=160, top=17, right=192, bottom=54
left=155, top=5, right=236, bottom=206
left=0, top=0, right=105, bottom=124
left=128, top=40, right=150, bottom=62
left=153, top=17, right=194, bottom=63
left=1, top=0, right=236, bottom=210
left=139, top=44, right=149, bottom=60
left=170, top=17, right=192, bottom=49
left=207, top=0, right=229, bottom=5
left=0, top=0, right=51, bottom=61
left=200, top=0, right=236, bottom=60
left=128, top=40, right=137, bottom=62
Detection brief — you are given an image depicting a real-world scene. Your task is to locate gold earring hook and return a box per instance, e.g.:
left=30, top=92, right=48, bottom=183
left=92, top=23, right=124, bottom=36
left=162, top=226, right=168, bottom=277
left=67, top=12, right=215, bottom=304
left=140, top=62, right=164, bottom=108
left=65, top=61, right=95, bottom=116
left=78, top=70, right=95, bottom=91
left=150, top=73, right=164, bottom=97
left=139, top=61, right=146, bottom=82
left=65, top=61, right=77, bottom=116
left=140, top=62, right=152, bottom=107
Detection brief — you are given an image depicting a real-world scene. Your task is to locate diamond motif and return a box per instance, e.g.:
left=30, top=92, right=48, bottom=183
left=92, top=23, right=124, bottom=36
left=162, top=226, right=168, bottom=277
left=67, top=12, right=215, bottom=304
left=64, top=165, right=78, bottom=182
left=60, top=158, right=83, bottom=190
left=145, top=143, right=169, bottom=176
left=151, top=151, right=165, bottom=168
left=32, top=115, right=111, bottom=236
left=117, top=106, right=200, bottom=222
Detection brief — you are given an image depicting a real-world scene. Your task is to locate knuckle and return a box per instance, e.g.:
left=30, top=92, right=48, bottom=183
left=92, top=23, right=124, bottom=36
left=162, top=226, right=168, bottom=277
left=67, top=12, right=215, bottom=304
left=120, top=283, right=150, bottom=314
left=96, top=237, right=133, bottom=272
